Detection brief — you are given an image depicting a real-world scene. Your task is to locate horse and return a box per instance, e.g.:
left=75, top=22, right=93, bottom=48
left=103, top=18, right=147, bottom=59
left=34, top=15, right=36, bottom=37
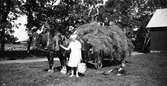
left=30, top=26, right=70, bottom=73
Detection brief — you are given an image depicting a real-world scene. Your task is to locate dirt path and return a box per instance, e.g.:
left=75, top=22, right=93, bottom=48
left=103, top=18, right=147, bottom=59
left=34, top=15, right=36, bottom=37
left=0, top=52, right=143, bottom=64
left=0, top=58, right=59, bottom=64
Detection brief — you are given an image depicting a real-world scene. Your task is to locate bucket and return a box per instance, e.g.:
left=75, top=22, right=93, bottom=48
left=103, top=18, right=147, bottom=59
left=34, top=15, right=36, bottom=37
left=78, top=63, right=87, bottom=74
left=60, top=66, right=67, bottom=74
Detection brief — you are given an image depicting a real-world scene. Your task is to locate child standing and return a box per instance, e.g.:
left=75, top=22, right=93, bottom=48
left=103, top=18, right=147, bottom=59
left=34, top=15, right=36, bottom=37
left=60, top=34, right=82, bottom=77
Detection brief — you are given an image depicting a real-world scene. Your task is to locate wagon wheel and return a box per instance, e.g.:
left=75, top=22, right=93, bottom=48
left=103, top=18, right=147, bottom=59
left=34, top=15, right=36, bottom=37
left=95, top=56, right=103, bottom=69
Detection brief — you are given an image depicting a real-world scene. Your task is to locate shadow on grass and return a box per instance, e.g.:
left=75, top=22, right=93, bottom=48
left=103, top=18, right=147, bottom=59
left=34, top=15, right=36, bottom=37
left=0, top=51, right=29, bottom=60
left=86, top=59, right=122, bottom=69
left=103, top=60, right=122, bottom=67
left=0, top=50, right=48, bottom=60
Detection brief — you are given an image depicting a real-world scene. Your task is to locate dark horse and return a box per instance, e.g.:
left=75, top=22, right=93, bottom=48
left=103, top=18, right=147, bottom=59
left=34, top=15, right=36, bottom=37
left=31, top=26, right=69, bottom=72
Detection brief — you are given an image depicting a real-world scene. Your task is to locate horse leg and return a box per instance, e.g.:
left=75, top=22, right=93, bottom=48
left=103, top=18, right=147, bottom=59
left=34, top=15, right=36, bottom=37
left=117, top=51, right=128, bottom=76
left=56, top=51, right=63, bottom=68
left=82, top=50, right=88, bottom=63
left=58, top=50, right=67, bottom=74
left=94, top=52, right=103, bottom=69
left=47, top=51, right=54, bottom=72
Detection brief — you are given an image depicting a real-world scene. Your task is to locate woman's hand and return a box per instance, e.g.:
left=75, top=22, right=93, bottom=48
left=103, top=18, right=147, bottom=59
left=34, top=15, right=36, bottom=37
left=60, top=44, right=70, bottom=50
left=59, top=44, right=64, bottom=48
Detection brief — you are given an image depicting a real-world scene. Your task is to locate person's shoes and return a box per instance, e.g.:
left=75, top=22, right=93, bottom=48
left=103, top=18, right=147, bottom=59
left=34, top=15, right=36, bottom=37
left=60, top=66, right=67, bottom=74
left=117, top=67, right=125, bottom=76
left=69, top=75, right=74, bottom=77
left=76, top=74, right=79, bottom=78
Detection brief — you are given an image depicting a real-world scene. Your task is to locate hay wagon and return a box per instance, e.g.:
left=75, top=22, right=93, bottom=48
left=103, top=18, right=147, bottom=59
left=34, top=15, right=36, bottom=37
left=75, top=22, right=133, bottom=69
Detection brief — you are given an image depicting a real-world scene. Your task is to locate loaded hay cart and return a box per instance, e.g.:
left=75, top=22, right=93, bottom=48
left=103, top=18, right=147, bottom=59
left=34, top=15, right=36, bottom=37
left=75, top=22, right=133, bottom=69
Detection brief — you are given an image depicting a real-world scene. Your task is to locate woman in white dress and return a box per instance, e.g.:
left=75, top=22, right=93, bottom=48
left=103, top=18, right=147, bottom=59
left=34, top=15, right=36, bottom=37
left=60, top=34, right=82, bottom=77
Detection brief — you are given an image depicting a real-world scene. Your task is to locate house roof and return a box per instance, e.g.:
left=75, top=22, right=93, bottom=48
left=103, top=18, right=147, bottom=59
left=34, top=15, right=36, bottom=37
left=146, top=8, right=167, bottom=28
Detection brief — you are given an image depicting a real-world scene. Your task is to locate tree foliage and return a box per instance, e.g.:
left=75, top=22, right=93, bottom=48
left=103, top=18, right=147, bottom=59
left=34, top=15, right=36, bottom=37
left=19, top=0, right=167, bottom=36
left=103, top=0, right=167, bottom=29
left=0, top=0, right=22, bottom=51
left=1, top=0, right=167, bottom=52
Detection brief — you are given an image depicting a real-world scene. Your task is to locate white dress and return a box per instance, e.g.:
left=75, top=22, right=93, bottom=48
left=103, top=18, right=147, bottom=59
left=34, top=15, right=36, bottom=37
left=68, top=40, right=82, bottom=67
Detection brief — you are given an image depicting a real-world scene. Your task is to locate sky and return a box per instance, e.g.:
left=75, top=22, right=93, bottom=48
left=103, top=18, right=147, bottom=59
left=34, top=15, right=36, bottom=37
left=12, top=15, right=29, bottom=42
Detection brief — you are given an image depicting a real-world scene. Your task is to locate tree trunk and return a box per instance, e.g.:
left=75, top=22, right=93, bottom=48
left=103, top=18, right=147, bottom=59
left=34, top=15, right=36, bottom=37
left=26, top=7, right=34, bottom=54
left=0, top=0, right=11, bottom=56
left=27, top=35, right=33, bottom=53
left=0, top=27, right=5, bottom=52
left=0, top=14, right=8, bottom=53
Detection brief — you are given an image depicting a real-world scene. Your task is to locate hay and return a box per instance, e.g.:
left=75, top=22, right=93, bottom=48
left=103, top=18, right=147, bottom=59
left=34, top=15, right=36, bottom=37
left=76, top=22, right=133, bottom=61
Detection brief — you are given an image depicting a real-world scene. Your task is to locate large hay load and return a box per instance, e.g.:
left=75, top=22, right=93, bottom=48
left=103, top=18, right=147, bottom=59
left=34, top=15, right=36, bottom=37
left=75, top=22, right=133, bottom=69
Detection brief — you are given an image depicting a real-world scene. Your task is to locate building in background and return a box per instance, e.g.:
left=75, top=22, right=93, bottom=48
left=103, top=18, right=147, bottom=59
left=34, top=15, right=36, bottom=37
left=146, top=8, right=167, bottom=51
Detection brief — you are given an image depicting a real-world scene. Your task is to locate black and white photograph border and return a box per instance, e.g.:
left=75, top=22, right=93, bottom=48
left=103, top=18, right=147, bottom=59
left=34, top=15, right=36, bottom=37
left=0, top=0, right=167, bottom=86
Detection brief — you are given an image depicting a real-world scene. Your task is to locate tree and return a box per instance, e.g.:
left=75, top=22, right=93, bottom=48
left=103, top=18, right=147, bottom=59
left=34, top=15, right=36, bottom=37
left=0, top=0, right=13, bottom=52
left=5, top=0, right=165, bottom=52
left=21, top=0, right=96, bottom=52
left=103, top=0, right=167, bottom=29
left=0, top=0, right=24, bottom=53
left=21, top=0, right=70, bottom=52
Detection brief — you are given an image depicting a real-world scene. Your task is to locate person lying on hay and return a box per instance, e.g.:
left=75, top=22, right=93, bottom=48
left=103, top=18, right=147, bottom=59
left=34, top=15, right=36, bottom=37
left=60, top=34, right=82, bottom=77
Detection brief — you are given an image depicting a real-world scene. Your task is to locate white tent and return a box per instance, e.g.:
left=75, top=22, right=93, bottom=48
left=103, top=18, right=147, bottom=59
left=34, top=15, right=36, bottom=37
left=146, top=8, right=167, bottom=28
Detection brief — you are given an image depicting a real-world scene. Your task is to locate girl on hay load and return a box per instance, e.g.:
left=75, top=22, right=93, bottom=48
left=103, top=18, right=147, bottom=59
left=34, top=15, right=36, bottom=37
left=60, top=34, right=82, bottom=77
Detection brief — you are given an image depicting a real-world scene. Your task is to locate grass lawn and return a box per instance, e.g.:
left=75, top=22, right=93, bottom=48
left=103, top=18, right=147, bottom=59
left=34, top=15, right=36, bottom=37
left=0, top=52, right=167, bottom=86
